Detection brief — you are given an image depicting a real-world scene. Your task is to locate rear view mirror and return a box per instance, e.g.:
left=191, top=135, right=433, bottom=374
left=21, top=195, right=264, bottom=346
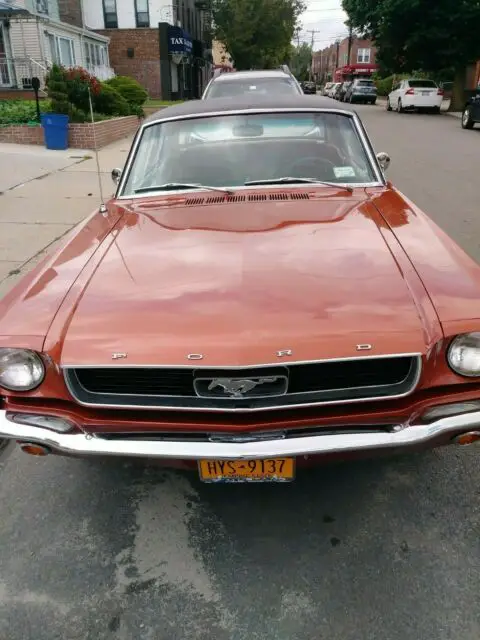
left=376, top=152, right=391, bottom=172
left=112, top=168, right=122, bottom=185
left=232, top=124, right=264, bottom=137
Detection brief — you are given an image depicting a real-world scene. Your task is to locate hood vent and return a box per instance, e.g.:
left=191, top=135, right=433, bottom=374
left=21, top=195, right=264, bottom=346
left=184, top=193, right=310, bottom=206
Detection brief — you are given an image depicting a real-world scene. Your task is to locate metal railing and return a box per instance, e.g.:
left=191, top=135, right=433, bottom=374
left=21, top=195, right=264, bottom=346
left=85, top=64, right=115, bottom=81
left=0, top=57, right=116, bottom=93
left=0, top=57, right=49, bottom=92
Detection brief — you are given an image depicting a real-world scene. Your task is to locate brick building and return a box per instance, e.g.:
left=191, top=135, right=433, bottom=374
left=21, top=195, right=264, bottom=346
left=313, top=36, right=378, bottom=84
left=79, top=0, right=213, bottom=99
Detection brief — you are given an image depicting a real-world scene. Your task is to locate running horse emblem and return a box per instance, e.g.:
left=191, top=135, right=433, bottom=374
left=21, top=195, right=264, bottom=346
left=207, top=377, right=277, bottom=398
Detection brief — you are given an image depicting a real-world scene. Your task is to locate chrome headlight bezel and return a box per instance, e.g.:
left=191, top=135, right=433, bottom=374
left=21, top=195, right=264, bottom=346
left=0, top=348, right=46, bottom=391
left=447, top=333, right=480, bottom=377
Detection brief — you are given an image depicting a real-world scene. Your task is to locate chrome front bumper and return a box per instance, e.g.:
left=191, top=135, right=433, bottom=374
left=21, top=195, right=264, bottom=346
left=1, top=410, right=479, bottom=459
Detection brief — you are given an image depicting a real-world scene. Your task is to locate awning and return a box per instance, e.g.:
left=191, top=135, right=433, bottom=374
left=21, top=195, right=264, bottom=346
left=0, top=2, right=30, bottom=16
left=337, top=63, right=379, bottom=74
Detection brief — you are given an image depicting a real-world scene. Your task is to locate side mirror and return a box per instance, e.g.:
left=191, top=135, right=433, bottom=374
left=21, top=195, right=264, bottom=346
left=111, top=168, right=122, bottom=186
left=376, top=152, right=390, bottom=173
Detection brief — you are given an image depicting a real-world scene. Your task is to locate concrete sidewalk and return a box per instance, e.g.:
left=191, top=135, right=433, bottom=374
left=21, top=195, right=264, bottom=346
left=0, top=137, right=132, bottom=298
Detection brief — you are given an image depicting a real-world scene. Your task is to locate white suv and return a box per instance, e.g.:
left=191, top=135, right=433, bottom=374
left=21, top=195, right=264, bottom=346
left=387, top=79, right=444, bottom=113
left=202, top=69, right=303, bottom=99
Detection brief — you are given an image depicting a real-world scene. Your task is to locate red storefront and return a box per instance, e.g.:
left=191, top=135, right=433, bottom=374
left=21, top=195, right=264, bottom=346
left=334, top=63, right=379, bottom=83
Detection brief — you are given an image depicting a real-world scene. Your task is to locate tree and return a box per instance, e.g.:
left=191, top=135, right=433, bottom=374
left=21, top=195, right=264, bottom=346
left=341, top=0, right=480, bottom=109
left=290, top=42, right=312, bottom=81
left=212, top=0, right=306, bottom=70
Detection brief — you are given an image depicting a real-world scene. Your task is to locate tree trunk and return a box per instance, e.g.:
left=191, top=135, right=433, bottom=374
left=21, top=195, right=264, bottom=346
left=449, top=67, right=466, bottom=112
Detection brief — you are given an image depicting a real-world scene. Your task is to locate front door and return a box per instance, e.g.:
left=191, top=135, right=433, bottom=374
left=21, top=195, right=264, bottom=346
left=0, top=22, right=14, bottom=86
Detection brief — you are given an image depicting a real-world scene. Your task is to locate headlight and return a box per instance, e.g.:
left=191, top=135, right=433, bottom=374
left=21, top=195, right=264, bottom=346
left=447, top=333, right=480, bottom=377
left=0, top=348, right=45, bottom=391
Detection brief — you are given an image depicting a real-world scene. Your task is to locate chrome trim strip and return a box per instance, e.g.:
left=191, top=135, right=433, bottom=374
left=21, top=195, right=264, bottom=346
left=2, top=409, right=478, bottom=459
left=116, top=107, right=386, bottom=198
left=62, top=355, right=422, bottom=413
left=61, top=353, right=422, bottom=369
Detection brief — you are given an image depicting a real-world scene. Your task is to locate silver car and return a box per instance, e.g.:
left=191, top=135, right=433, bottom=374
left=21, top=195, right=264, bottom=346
left=202, top=69, right=303, bottom=100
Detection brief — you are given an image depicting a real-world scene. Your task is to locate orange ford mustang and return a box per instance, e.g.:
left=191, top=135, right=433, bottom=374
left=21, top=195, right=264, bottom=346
left=1, top=95, right=480, bottom=483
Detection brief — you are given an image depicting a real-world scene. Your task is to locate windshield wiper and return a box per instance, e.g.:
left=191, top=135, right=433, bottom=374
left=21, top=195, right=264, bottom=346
left=134, top=183, right=235, bottom=195
left=244, top=177, right=353, bottom=193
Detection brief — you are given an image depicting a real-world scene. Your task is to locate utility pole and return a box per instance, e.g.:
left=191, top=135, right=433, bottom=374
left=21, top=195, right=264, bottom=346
left=335, top=39, right=340, bottom=73
left=347, top=24, right=353, bottom=66
left=305, top=29, right=318, bottom=82
left=294, top=27, right=301, bottom=48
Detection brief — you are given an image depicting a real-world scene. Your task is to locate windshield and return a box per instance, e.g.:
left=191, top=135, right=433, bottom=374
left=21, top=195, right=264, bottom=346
left=356, top=80, right=375, bottom=86
left=122, top=112, right=378, bottom=196
left=408, top=80, right=437, bottom=88
left=205, top=77, right=301, bottom=98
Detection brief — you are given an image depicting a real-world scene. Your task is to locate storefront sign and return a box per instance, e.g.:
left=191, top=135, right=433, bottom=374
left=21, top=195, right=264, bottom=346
left=167, top=26, right=193, bottom=55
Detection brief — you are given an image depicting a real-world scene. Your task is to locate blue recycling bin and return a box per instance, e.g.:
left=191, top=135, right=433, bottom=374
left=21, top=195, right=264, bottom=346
left=41, top=113, right=69, bottom=150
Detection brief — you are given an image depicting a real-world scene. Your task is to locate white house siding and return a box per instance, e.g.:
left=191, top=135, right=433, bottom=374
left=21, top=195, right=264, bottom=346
left=83, top=0, right=176, bottom=30
left=42, top=23, right=113, bottom=78
left=7, top=14, right=112, bottom=89
left=9, top=18, right=46, bottom=88
left=12, top=0, right=61, bottom=22
left=22, top=0, right=61, bottom=23
left=82, top=0, right=104, bottom=31
left=9, top=19, right=43, bottom=60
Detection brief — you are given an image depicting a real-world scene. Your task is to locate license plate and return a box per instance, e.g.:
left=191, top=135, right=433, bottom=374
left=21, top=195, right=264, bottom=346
left=198, top=458, right=295, bottom=483
left=421, top=91, right=429, bottom=95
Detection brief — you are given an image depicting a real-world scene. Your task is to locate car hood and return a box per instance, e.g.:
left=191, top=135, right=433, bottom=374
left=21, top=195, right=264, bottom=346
left=51, top=193, right=438, bottom=367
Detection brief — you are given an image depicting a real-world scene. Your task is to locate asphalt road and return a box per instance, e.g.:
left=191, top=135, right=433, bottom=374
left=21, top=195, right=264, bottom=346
left=1, top=105, right=479, bottom=640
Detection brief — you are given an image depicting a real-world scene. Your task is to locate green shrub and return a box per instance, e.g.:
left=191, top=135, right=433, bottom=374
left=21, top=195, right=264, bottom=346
left=64, top=67, right=102, bottom=112
left=0, top=100, right=45, bottom=125
left=93, top=83, right=131, bottom=116
left=46, top=64, right=70, bottom=114
left=375, top=75, right=395, bottom=96
left=105, top=76, right=148, bottom=107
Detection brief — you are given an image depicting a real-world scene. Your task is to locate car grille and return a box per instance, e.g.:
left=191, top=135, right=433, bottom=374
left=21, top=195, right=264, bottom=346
left=64, top=356, right=421, bottom=412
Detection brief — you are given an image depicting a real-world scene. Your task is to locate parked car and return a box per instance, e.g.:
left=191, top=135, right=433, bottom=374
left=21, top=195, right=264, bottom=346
left=387, top=79, right=444, bottom=113
left=301, top=81, right=317, bottom=95
left=322, top=82, right=334, bottom=96
left=345, top=78, right=377, bottom=104
left=338, top=81, right=352, bottom=102
left=461, top=90, right=480, bottom=129
left=328, top=82, right=341, bottom=98
left=332, top=83, right=344, bottom=100
left=2, top=95, right=480, bottom=482
left=202, top=68, right=303, bottom=99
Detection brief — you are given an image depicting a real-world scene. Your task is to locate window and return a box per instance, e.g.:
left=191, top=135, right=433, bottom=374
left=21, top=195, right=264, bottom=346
left=135, top=0, right=150, bottom=27
left=84, top=41, right=108, bottom=68
left=47, top=33, right=75, bottom=67
left=122, top=112, right=377, bottom=196
left=357, top=48, right=371, bottom=63
left=407, top=80, right=437, bottom=88
left=36, top=0, right=49, bottom=15
left=103, top=0, right=118, bottom=28
left=84, top=42, right=91, bottom=66
left=205, top=77, right=302, bottom=99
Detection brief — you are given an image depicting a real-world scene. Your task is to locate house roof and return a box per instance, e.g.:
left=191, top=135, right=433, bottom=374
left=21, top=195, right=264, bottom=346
left=0, top=2, right=29, bottom=16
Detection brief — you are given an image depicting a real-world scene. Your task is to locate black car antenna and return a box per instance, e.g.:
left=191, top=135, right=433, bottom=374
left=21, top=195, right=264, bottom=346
left=88, top=87, right=108, bottom=215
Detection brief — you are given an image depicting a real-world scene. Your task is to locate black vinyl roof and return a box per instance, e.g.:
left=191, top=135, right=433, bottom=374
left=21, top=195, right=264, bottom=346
left=145, top=95, right=356, bottom=123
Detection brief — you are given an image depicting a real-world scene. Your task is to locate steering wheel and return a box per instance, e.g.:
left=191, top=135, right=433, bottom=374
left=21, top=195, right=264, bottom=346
left=286, top=156, right=337, bottom=181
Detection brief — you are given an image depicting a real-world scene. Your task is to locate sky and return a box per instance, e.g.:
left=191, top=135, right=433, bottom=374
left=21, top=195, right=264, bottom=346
left=298, top=0, right=349, bottom=52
